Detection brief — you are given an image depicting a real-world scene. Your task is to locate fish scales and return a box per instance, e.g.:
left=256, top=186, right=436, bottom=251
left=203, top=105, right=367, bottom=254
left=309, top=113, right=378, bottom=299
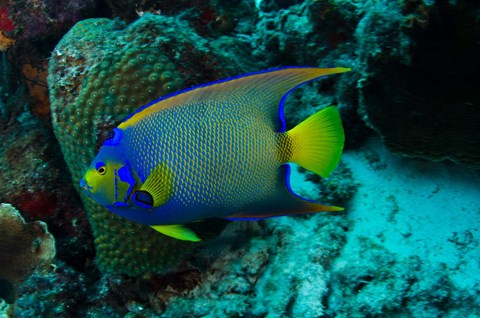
left=123, top=99, right=280, bottom=223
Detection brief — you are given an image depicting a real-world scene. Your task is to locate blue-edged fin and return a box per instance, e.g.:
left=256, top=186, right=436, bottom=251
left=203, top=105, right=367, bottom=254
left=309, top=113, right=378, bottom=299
left=119, top=67, right=351, bottom=131
left=151, top=225, right=201, bottom=242
left=227, top=164, right=343, bottom=220
left=132, top=163, right=173, bottom=208
left=287, top=106, right=344, bottom=178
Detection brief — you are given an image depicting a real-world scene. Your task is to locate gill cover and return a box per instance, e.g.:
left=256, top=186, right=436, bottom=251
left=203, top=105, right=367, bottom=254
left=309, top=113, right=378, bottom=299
left=81, top=128, right=137, bottom=207
left=82, top=157, right=137, bottom=207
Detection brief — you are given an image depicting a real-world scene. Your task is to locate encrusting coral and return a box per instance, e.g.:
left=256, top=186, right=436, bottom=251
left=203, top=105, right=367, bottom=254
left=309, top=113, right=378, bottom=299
left=0, top=203, right=55, bottom=284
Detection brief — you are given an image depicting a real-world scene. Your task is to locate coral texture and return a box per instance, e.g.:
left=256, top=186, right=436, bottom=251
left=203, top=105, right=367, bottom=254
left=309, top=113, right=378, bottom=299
left=327, top=237, right=480, bottom=317
left=4, top=0, right=95, bottom=50
left=13, top=262, right=89, bottom=317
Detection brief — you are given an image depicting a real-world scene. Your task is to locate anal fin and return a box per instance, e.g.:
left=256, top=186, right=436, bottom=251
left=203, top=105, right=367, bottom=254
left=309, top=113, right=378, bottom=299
left=227, top=164, right=344, bottom=220
left=227, top=203, right=343, bottom=220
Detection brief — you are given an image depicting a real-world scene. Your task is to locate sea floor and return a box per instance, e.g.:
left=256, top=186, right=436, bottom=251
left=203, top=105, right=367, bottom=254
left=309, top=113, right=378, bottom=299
left=323, top=136, right=480, bottom=316
left=341, top=137, right=480, bottom=289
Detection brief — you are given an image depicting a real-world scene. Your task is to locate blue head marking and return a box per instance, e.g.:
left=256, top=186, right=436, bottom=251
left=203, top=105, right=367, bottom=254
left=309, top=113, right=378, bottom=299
left=117, top=161, right=136, bottom=201
left=95, top=161, right=105, bottom=171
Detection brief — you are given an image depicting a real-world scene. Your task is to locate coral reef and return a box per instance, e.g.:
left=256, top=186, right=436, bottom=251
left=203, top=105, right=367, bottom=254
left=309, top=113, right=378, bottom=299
left=0, top=114, right=63, bottom=219
left=298, top=161, right=359, bottom=205
left=249, top=0, right=480, bottom=167
left=0, top=0, right=99, bottom=121
left=48, top=10, right=352, bottom=275
left=1, top=0, right=479, bottom=316
left=336, top=137, right=480, bottom=318
left=0, top=203, right=55, bottom=301
left=77, top=215, right=348, bottom=317
left=1, top=169, right=357, bottom=316
left=49, top=17, right=189, bottom=275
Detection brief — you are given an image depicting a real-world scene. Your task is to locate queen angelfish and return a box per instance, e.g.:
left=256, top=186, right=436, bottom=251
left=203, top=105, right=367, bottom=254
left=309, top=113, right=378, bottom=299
left=80, top=67, right=350, bottom=242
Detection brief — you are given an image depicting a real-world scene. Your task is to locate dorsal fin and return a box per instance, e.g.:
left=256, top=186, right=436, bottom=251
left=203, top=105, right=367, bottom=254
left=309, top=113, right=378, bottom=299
left=119, top=67, right=350, bottom=131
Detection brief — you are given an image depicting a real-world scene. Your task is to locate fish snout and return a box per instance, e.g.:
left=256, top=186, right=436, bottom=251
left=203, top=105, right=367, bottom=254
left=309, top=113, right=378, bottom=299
left=80, top=178, right=93, bottom=193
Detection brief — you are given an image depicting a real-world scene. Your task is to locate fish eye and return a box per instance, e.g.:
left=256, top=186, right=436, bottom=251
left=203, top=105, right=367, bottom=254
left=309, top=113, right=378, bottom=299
left=95, top=162, right=107, bottom=175
left=97, top=166, right=107, bottom=175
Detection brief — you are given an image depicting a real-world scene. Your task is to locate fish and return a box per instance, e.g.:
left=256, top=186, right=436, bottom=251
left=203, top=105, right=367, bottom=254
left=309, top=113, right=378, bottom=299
left=80, top=67, right=350, bottom=242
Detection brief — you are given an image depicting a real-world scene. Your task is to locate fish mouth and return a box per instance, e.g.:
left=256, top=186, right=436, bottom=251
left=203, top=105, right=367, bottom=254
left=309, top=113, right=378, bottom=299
left=80, top=178, right=93, bottom=193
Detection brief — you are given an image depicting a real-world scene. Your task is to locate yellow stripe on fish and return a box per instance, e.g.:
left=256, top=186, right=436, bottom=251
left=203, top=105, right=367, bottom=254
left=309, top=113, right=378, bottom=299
left=80, top=67, right=350, bottom=241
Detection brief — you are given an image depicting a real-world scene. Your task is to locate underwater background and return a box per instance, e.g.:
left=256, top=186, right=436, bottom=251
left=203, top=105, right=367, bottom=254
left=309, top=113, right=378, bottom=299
left=0, top=0, right=479, bottom=317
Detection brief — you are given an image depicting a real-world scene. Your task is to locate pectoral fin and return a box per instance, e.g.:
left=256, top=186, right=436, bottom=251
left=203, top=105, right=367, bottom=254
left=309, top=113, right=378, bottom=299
left=132, top=163, right=174, bottom=208
left=151, top=224, right=201, bottom=242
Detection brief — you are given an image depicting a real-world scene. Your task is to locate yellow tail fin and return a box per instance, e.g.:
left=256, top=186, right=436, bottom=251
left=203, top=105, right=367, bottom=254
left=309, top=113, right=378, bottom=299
left=287, top=106, right=345, bottom=178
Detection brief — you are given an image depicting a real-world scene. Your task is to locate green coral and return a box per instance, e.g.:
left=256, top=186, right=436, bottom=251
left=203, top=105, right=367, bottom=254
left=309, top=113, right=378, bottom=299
left=48, top=16, right=205, bottom=275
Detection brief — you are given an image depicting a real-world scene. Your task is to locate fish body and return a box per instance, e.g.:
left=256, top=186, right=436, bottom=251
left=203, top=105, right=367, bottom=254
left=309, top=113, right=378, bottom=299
left=81, top=67, right=349, bottom=241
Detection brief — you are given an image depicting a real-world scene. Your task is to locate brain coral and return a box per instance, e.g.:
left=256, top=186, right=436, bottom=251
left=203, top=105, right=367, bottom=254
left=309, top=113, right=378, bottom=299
left=48, top=15, right=224, bottom=275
